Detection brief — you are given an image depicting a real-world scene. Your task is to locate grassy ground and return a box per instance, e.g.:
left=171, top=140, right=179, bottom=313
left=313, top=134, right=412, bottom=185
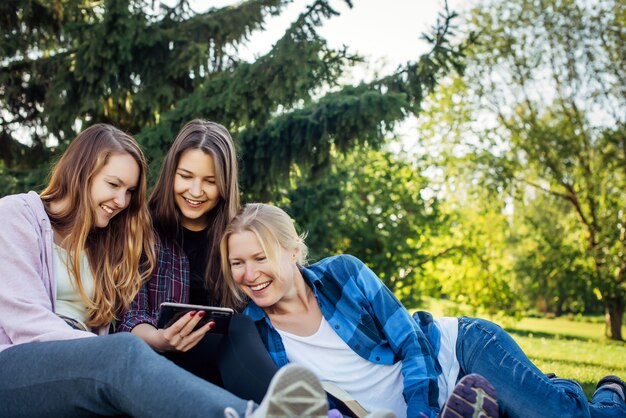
left=414, top=298, right=626, bottom=398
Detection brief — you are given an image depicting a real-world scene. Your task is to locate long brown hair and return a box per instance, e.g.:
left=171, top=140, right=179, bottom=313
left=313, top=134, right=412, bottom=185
left=149, top=119, right=241, bottom=309
left=40, top=124, right=156, bottom=327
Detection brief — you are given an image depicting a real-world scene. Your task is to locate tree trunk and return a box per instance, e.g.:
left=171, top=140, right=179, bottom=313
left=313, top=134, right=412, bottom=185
left=605, top=301, right=624, bottom=341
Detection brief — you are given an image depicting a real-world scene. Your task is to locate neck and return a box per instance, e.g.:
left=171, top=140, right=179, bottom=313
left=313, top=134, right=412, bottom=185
left=48, top=198, right=70, bottom=247
left=265, top=267, right=314, bottom=316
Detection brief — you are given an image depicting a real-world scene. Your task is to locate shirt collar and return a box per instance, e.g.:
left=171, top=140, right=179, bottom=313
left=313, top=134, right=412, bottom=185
left=244, top=264, right=323, bottom=321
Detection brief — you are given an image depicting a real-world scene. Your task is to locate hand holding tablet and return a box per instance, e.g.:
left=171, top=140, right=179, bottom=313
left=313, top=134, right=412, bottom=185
left=157, top=302, right=234, bottom=334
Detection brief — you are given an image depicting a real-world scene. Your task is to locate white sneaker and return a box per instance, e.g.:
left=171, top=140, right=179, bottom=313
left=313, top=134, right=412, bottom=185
left=224, top=364, right=328, bottom=418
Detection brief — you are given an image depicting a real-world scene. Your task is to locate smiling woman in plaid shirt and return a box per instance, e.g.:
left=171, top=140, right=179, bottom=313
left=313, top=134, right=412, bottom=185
left=117, top=120, right=278, bottom=404
left=220, top=203, right=626, bottom=418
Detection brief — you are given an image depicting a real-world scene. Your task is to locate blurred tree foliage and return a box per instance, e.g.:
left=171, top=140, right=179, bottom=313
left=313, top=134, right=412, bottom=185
left=416, top=0, right=625, bottom=339
left=286, top=144, right=453, bottom=307
left=0, top=0, right=468, bottom=199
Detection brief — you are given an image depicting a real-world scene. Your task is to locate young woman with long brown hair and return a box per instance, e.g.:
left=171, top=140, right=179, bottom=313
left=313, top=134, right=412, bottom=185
left=118, top=119, right=279, bottom=403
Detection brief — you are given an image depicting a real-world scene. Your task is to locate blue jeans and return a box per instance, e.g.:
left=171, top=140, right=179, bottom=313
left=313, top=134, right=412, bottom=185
left=456, top=317, right=626, bottom=418
left=0, top=333, right=249, bottom=417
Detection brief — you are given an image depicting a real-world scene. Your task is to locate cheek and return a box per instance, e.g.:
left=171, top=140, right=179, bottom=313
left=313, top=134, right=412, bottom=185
left=206, top=185, right=221, bottom=200
left=231, top=269, right=245, bottom=285
left=173, top=179, right=185, bottom=195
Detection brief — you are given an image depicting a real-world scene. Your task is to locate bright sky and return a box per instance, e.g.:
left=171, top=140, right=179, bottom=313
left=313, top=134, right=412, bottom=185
left=173, top=0, right=472, bottom=146
left=177, top=0, right=470, bottom=78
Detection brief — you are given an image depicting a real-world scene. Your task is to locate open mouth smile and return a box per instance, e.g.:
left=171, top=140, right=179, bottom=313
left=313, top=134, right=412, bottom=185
left=250, top=281, right=271, bottom=292
left=183, top=197, right=207, bottom=207
left=100, top=204, right=114, bottom=215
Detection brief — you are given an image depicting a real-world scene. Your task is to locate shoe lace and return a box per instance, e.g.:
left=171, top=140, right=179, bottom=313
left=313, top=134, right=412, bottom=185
left=223, top=407, right=240, bottom=418
left=224, top=400, right=256, bottom=418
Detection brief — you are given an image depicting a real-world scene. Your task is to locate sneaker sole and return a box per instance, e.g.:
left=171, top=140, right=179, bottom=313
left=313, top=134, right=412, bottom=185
left=265, top=364, right=328, bottom=418
left=440, top=374, right=499, bottom=418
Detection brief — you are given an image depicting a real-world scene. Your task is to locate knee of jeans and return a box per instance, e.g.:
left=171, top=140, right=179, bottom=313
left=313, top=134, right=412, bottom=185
left=106, top=333, right=153, bottom=361
left=460, top=317, right=503, bottom=338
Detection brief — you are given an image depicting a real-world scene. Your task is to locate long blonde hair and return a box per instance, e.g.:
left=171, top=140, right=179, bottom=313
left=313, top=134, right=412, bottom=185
left=40, top=124, right=156, bottom=327
left=220, top=203, right=308, bottom=303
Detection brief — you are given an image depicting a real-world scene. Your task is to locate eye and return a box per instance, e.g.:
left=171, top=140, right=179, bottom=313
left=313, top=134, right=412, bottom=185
left=230, top=261, right=243, bottom=268
left=108, top=182, right=119, bottom=188
left=256, top=256, right=267, bottom=262
left=177, top=172, right=192, bottom=180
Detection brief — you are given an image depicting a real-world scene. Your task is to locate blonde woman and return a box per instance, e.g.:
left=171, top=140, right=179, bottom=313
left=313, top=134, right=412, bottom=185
left=220, top=203, right=626, bottom=418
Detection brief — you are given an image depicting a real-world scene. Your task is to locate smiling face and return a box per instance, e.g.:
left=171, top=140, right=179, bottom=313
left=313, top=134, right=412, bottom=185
left=90, top=152, right=140, bottom=228
left=173, top=148, right=221, bottom=231
left=227, top=230, right=298, bottom=309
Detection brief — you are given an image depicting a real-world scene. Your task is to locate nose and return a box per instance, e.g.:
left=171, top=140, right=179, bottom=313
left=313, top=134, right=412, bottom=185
left=113, top=190, right=128, bottom=209
left=189, top=179, right=203, bottom=197
left=244, top=264, right=257, bottom=282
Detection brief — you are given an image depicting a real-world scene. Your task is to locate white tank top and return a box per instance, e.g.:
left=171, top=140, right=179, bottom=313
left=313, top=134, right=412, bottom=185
left=53, top=243, right=95, bottom=329
left=276, top=317, right=408, bottom=418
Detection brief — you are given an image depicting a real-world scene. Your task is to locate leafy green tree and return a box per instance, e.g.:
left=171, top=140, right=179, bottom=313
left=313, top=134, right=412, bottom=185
left=418, top=0, right=625, bottom=338
left=425, top=184, right=522, bottom=316
left=510, top=193, right=598, bottom=316
left=285, top=144, right=452, bottom=307
left=0, top=0, right=469, bottom=200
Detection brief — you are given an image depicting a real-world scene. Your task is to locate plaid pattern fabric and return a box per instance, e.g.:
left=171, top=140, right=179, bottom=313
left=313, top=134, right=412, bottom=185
left=117, top=236, right=189, bottom=332
left=245, top=254, right=442, bottom=418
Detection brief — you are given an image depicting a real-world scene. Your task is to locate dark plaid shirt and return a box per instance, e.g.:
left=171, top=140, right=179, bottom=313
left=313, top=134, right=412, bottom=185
left=244, top=254, right=442, bottom=418
left=117, top=236, right=189, bottom=332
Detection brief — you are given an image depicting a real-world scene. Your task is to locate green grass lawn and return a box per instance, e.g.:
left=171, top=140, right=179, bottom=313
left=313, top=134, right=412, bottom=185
left=414, top=298, right=626, bottom=398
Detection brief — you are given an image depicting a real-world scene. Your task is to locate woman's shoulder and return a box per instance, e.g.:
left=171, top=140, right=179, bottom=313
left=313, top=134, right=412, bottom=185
left=153, top=229, right=188, bottom=262
left=305, top=254, right=366, bottom=283
left=312, top=254, right=364, bottom=269
left=0, top=191, right=46, bottom=222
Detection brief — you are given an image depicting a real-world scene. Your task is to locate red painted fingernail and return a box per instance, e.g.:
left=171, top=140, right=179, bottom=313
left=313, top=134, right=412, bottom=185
left=208, top=321, right=216, bottom=328
left=197, top=311, right=205, bottom=318
left=189, top=311, right=197, bottom=317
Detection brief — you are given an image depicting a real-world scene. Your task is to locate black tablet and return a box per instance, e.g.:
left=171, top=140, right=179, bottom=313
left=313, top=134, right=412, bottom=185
left=157, top=302, right=234, bottom=334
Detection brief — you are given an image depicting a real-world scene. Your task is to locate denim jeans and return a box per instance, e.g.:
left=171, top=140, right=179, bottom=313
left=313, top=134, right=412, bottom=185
left=456, top=316, right=626, bottom=418
left=0, top=333, right=249, bottom=417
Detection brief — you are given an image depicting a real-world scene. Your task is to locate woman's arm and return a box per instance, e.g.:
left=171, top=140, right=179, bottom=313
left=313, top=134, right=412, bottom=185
left=342, top=255, right=440, bottom=418
left=118, top=236, right=214, bottom=352
left=0, top=194, right=94, bottom=346
left=117, top=236, right=187, bottom=332
left=131, top=315, right=214, bottom=353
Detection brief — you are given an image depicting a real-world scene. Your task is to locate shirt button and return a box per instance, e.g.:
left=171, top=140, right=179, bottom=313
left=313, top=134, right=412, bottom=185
left=375, top=356, right=380, bottom=361
left=355, top=344, right=360, bottom=350
left=334, top=325, right=340, bottom=329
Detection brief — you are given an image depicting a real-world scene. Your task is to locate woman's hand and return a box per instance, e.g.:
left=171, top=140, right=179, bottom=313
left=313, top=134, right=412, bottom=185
left=131, top=312, right=214, bottom=353
left=158, top=311, right=215, bottom=352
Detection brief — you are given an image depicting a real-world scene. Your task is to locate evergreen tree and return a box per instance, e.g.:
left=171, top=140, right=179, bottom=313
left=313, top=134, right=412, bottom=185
left=1, top=0, right=468, bottom=198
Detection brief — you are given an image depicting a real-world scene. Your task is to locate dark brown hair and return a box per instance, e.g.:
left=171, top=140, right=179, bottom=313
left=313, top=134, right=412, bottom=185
left=149, top=119, right=241, bottom=309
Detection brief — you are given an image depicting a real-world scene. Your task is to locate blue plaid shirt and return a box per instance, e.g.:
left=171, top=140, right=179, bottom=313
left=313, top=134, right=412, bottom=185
left=244, top=254, right=442, bottom=418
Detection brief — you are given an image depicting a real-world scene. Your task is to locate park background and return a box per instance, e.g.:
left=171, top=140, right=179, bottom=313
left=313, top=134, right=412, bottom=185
left=1, top=0, right=624, bottom=396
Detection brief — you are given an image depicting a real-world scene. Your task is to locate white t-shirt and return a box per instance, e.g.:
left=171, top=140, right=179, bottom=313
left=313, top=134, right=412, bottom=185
left=433, top=317, right=460, bottom=409
left=277, top=317, right=408, bottom=418
left=53, top=243, right=94, bottom=329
